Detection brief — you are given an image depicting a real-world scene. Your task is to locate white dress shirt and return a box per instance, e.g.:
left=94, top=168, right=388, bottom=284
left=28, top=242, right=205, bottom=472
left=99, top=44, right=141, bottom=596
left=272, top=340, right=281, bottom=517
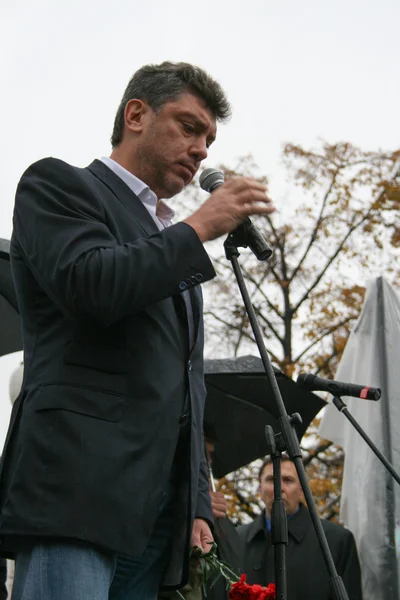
left=100, top=156, right=174, bottom=230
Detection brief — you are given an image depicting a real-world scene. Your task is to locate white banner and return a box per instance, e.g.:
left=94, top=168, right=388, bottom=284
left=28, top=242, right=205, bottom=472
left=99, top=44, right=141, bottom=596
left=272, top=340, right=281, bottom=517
left=319, top=277, right=400, bottom=600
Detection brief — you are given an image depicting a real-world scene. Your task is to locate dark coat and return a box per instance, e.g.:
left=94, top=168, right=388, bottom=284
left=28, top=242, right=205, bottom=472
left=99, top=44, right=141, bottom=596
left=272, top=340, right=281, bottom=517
left=0, top=157, right=216, bottom=587
left=237, top=505, right=363, bottom=600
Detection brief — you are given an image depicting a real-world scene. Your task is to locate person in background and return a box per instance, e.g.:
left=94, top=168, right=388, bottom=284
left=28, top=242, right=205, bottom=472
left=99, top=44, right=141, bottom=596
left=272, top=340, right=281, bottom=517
left=237, top=456, right=363, bottom=600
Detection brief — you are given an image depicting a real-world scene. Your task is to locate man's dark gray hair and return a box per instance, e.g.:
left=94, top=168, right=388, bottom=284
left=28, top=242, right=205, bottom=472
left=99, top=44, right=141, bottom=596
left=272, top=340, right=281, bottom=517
left=111, top=61, right=231, bottom=147
left=258, top=455, right=292, bottom=482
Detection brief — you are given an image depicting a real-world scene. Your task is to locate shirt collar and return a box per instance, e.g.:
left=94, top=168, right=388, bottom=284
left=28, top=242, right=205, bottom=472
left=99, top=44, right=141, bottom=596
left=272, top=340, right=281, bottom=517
left=265, top=505, right=301, bottom=532
left=99, top=156, right=175, bottom=228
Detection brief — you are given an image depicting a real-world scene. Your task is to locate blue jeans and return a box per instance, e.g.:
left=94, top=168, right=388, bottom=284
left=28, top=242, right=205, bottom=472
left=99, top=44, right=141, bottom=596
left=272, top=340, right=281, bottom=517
left=12, top=491, right=176, bottom=600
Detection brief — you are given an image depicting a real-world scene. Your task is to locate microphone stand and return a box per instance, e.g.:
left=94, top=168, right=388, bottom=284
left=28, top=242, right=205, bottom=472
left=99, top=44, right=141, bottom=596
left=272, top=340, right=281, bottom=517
left=331, top=396, right=400, bottom=484
left=223, top=232, right=349, bottom=600
left=264, top=425, right=289, bottom=600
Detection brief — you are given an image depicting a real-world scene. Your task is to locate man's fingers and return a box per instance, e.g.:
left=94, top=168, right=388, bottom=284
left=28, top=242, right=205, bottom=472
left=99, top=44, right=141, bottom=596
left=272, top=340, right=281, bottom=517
left=244, top=202, right=276, bottom=215
left=211, top=498, right=226, bottom=506
left=184, top=174, right=275, bottom=242
left=215, top=180, right=271, bottom=205
left=201, top=535, right=214, bottom=554
left=191, top=534, right=213, bottom=554
left=191, top=518, right=214, bottom=554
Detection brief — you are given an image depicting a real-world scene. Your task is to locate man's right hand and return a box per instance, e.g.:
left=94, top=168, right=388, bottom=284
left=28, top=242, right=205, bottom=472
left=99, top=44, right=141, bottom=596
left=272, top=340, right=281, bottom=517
left=183, top=177, right=275, bottom=243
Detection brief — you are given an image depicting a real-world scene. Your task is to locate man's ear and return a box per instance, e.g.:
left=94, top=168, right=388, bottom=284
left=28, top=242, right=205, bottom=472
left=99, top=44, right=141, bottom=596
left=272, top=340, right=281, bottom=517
left=124, top=99, right=151, bottom=134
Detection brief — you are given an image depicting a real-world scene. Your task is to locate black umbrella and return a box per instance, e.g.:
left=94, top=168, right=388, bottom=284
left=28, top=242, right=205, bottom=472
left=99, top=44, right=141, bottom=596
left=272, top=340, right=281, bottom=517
left=0, top=239, right=22, bottom=357
left=204, top=355, right=326, bottom=478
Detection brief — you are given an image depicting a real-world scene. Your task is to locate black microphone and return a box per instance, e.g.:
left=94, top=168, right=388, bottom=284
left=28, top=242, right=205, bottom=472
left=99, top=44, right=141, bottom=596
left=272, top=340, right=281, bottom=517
left=199, top=168, right=273, bottom=261
left=297, top=373, right=381, bottom=401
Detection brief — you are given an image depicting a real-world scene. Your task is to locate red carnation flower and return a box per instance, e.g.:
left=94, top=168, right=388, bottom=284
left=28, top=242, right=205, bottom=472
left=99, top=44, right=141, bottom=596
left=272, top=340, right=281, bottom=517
left=229, top=575, right=276, bottom=600
left=229, top=574, right=251, bottom=599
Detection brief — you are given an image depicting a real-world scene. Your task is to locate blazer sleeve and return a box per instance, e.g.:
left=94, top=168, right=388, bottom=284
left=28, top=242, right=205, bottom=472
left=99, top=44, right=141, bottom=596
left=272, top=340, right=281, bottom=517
left=13, top=158, right=216, bottom=327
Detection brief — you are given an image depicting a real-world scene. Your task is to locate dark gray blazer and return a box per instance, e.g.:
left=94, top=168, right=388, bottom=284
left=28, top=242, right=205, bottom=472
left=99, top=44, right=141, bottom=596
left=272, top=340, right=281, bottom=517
left=237, top=505, right=363, bottom=600
left=0, top=158, right=216, bottom=587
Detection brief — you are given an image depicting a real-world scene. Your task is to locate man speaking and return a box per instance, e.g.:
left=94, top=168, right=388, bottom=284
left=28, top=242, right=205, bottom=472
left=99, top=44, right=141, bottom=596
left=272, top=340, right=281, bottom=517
left=0, top=61, right=275, bottom=600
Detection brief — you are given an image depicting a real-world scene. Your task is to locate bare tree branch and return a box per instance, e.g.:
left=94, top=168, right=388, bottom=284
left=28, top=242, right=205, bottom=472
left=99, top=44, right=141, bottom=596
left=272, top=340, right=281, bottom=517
left=240, top=264, right=283, bottom=319
left=293, top=315, right=355, bottom=363
left=253, top=306, right=285, bottom=346
left=290, top=169, right=339, bottom=282
left=292, top=211, right=372, bottom=314
left=303, top=441, right=333, bottom=466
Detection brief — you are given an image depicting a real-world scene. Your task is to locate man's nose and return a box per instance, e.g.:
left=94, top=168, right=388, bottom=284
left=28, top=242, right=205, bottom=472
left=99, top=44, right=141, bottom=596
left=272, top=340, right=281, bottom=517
left=189, top=138, right=208, bottom=162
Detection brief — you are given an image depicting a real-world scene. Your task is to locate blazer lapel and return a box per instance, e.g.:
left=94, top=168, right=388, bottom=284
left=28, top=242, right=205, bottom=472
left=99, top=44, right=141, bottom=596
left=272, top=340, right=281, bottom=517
left=86, top=159, right=159, bottom=237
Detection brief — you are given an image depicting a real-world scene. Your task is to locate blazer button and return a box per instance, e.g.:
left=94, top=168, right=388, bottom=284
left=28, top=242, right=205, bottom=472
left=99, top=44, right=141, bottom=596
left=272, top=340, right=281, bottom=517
left=195, top=273, right=203, bottom=282
left=190, top=275, right=197, bottom=284
left=253, top=562, right=262, bottom=571
left=187, top=360, right=193, bottom=371
left=179, top=281, right=187, bottom=291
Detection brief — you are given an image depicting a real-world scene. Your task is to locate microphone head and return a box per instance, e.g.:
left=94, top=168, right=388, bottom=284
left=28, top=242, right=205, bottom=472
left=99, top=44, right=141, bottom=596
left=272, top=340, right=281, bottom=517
left=199, top=168, right=225, bottom=193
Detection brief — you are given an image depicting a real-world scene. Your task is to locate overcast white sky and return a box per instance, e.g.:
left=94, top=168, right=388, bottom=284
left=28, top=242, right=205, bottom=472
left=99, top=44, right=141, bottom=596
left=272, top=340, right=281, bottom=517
left=0, top=0, right=399, bottom=449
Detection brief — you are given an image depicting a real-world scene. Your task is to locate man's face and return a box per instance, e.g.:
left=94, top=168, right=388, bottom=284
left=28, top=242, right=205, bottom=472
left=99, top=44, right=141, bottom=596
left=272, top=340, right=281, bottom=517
left=133, top=91, right=217, bottom=199
left=259, top=460, right=304, bottom=517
